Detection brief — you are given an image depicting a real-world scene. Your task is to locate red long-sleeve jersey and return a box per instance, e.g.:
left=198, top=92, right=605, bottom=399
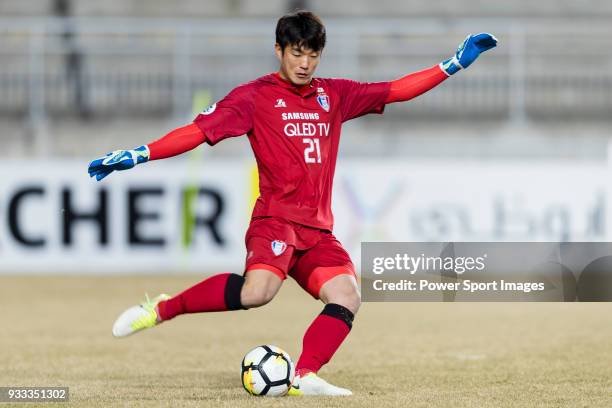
left=147, top=66, right=447, bottom=230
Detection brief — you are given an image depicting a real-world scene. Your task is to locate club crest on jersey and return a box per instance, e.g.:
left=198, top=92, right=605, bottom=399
left=316, top=94, right=330, bottom=112
left=271, top=240, right=287, bottom=256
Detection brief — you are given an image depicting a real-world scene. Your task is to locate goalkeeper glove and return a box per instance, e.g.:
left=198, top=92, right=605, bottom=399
left=88, top=145, right=149, bottom=181
left=440, top=33, right=498, bottom=76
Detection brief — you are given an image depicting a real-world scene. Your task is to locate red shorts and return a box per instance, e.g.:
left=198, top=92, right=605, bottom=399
left=244, top=216, right=356, bottom=299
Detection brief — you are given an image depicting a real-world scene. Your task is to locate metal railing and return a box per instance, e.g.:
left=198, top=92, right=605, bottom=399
left=0, top=17, right=610, bottom=128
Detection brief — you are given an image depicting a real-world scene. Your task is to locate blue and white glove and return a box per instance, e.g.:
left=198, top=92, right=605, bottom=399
left=440, top=33, right=498, bottom=76
left=88, top=145, right=149, bottom=181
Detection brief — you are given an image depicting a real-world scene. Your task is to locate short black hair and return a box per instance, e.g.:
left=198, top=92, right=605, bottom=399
left=275, top=10, right=326, bottom=53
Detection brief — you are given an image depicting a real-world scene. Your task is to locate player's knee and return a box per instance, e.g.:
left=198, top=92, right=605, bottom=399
left=241, top=283, right=277, bottom=308
left=328, top=289, right=361, bottom=315
left=343, top=290, right=361, bottom=315
left=241, top=268, right=282, bottom=308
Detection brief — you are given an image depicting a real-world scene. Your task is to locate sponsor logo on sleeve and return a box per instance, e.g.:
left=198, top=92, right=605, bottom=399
left=201, top=103, right=217, bottom=115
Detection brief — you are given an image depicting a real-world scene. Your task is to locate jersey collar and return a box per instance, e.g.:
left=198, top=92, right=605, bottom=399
left=267, top=72, right=319, bottom=97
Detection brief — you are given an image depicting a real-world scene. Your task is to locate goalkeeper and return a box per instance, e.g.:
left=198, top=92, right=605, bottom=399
left=89, top=10, right=496, bottom=396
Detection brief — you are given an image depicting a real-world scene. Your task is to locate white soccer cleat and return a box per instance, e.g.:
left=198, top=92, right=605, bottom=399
left=288, top=372, right=352, bottom=396
left=112, top=294, right=170, bottom=338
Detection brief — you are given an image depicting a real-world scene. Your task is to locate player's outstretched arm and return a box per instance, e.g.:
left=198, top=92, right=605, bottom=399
left=385, top=33, right=497, bottom=104
left=87, top=123, right=205, bottom=181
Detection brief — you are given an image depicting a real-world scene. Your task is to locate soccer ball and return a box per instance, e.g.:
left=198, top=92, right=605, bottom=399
left=241, top=345, right=294, bottom=396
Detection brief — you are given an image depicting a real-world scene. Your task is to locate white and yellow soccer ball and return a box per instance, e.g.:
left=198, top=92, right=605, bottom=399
left=241, top=345, right=295, bottom=397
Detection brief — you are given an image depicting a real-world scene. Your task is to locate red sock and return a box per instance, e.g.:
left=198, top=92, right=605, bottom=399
left=157, top=273, right=244, bottom=321
left=295, top=304, right=354, bottom=375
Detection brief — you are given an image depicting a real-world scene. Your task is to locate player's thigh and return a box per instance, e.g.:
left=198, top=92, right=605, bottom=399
left=289, top=235, right=357, bottom=301
left=241, top=268, right=284, bottom=308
